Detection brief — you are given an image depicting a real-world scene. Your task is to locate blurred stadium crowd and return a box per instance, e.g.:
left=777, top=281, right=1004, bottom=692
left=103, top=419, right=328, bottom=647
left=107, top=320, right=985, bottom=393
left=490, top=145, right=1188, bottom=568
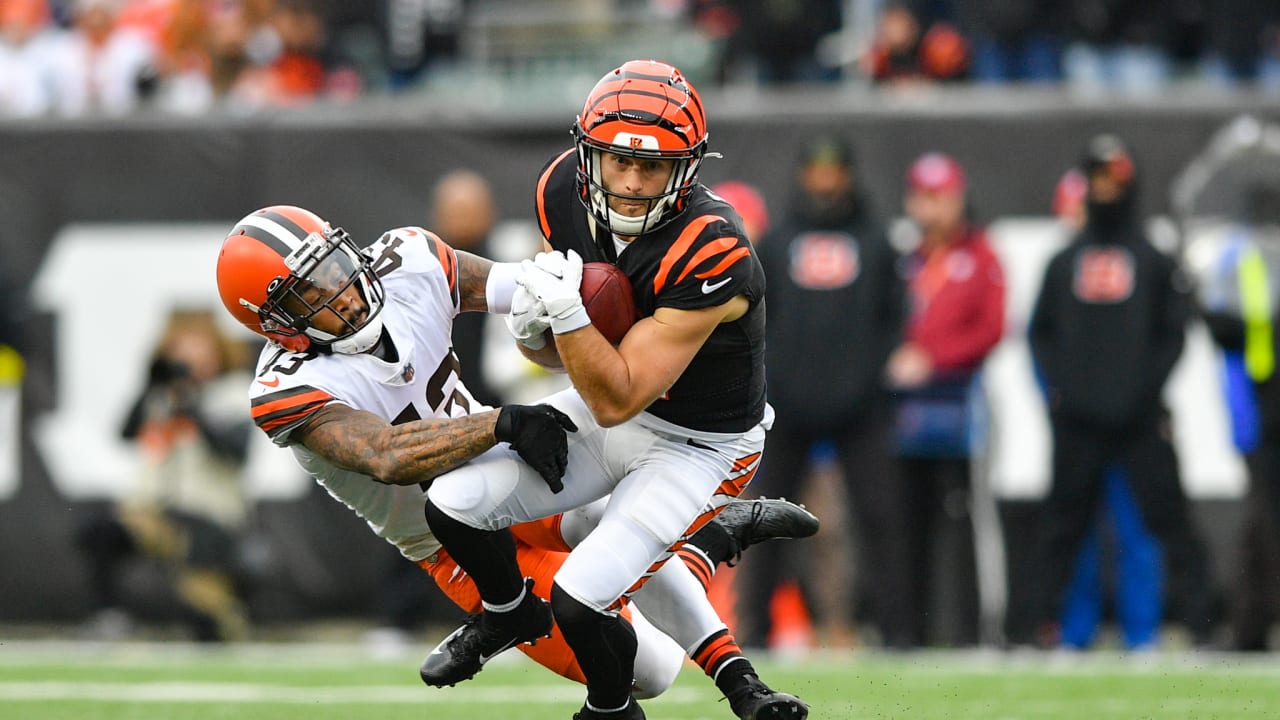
left=2, top=0, right=1280, bottom=119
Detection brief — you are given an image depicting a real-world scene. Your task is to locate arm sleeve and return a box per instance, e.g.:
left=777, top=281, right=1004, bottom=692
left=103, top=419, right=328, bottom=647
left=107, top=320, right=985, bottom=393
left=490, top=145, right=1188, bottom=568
left=1028, top=259, right=1063, bottom=390
left=1146, top=260, right=1191, bottom=394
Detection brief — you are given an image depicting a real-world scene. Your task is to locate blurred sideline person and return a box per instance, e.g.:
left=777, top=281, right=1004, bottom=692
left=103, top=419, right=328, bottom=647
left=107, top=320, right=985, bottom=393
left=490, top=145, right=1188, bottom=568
left=743, top=136, right=909, bottom=650
left=422, top=60, right=810, bottom=720
left=710, top=180, right=769, bottom=245
left=432, top=168, right=503, bottom=407
left=1195, top=182, right=1280, bottom=651
left=76, top=308, right=253, bottom=642
left=1050, top=167, right=1164, bottom=651
left=888, top=152, right=1005, bottom=647
left=1028, top=135, right=1219, bottom=648
left=214, top=205, right=817, bottom=701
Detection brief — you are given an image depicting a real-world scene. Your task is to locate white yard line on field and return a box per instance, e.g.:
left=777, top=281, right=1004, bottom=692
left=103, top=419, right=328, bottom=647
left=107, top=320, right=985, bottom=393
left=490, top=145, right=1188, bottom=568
left=0, top=681, right=708, bottom=705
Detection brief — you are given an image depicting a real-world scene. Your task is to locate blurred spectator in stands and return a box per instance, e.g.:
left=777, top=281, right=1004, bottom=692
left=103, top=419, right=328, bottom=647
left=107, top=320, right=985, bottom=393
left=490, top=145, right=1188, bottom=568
left=951, top=0, right=1063, bottom=83
left=1200, top=0, right=1280, bottom=88
left=889, top=151, right=1004, bottom=647
left=76, top=308, right=253, bottom=642
left=742, top=136, right=908, bottom=650
left=1050, top=166, right=1164, bottom=652
left=220, top=0, right=347, bottom=109
left=864, top=2, right=969, bottom=85
left=0, top=0, right=56, bottom=117
left=1028, top=135, right=1219, bottom=648
left=1196, top=181, right=1280, bottom=650
left=38, top=0, right=159, bottom=116
left=714, top=0, right=842, bottom=84
left=710, top=180, right=769, bottom=245
left=322, top=0, right=466, bottom=94
left=1061, top=0, right=1176, bottom=95
left=260, top=0, right=325, bottom=104
left=131, top=0, right=216, bottom=114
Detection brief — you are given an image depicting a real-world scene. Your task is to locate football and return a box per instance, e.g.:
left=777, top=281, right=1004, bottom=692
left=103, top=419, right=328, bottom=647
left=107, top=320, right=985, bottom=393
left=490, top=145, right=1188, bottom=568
left=579, top=261, right=639, bottom=345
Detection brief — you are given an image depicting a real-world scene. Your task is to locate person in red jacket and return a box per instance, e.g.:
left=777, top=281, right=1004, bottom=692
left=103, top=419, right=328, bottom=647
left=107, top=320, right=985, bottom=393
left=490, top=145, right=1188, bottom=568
left=887, top=152, right=1005, bottom=647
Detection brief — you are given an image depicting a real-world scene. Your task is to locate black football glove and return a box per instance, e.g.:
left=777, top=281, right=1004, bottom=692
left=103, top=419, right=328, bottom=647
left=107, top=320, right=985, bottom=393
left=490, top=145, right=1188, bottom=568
left=494, top=404, right=578, bottom=493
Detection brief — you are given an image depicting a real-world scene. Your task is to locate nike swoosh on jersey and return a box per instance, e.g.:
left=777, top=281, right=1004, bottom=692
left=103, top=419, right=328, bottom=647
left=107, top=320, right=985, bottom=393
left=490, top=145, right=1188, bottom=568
left=258, top=376, right=281, bottom=387
left=702, top=277, right=732, bottom=294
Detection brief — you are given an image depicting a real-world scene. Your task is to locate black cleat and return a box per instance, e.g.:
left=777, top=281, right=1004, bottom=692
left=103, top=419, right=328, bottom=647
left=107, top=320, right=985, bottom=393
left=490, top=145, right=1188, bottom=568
left=572, top=698, right=646, bottom=719
left=419, top=577, right=552, bottom=687
left=713, top=497, right=819, bottom=561
left=725, top=674, right=809, bottom=720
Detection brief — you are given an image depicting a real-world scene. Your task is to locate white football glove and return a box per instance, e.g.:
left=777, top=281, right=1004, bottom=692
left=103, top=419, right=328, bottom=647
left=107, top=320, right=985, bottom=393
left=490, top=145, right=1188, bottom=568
left=517, top=249, right=590, bottom=335
left=505, top=284, right=551, bottom=350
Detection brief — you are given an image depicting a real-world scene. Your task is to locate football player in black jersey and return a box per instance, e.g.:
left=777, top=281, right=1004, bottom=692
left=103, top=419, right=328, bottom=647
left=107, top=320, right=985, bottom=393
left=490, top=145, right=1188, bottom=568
left=422, top=60, right=807, bottom=720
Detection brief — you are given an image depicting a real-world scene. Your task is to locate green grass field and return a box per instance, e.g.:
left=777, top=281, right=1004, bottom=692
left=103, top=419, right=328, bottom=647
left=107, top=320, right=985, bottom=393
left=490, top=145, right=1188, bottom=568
left=1, top=640, right=1277, bottom=720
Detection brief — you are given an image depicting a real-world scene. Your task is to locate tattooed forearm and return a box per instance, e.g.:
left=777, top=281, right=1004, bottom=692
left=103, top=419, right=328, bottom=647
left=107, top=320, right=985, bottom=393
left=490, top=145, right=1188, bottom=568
left=456, top=250, right=494, bottom=313
left=296, top=405, right=500, bottom=486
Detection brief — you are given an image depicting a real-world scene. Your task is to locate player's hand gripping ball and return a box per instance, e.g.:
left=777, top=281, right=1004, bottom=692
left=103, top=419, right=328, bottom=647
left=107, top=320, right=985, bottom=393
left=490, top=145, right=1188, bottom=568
left=514, top=257, right=640, bottom=368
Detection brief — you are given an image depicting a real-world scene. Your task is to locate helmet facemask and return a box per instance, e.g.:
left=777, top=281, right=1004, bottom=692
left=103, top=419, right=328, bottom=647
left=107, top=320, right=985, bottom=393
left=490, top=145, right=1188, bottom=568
left=247, top=227, right=386, bottom=354
left=576, top=132, right=703, bottom=238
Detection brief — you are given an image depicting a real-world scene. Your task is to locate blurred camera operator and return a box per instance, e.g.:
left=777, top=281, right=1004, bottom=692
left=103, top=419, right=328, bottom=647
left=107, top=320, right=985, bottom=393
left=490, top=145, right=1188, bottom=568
left=77, top=308, right=254, bottom=642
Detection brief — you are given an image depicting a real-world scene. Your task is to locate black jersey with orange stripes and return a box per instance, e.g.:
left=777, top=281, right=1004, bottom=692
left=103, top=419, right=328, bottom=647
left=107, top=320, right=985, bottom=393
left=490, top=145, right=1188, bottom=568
left=535, top=150, right=767, bottom=433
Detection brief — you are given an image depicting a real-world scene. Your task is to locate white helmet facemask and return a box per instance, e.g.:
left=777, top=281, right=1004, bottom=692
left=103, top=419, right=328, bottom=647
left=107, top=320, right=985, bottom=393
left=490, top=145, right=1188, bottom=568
left=585, top=147, right=695, bottom=237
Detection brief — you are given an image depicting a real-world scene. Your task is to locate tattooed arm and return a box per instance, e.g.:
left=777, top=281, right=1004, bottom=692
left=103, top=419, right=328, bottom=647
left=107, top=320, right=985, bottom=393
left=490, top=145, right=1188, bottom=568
left=457, top=250, right=494, bottom=313
left=293, top=403, right=500, bottom=486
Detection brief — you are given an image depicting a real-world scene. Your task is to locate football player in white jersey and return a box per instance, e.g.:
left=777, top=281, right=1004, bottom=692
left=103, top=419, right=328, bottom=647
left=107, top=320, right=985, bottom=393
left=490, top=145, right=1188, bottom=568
left=214, top=205, right=818, bottom=702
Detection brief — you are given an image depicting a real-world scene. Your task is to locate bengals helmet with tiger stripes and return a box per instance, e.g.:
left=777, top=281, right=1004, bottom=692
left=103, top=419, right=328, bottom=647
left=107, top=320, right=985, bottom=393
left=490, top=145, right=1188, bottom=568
left=216, top=205, right=385, bottom=354
left=573, top=59, right=709, bottom=237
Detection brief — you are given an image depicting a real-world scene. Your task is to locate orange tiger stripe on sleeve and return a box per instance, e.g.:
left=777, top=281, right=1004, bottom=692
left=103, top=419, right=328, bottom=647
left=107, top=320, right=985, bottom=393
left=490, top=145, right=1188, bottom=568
left=251, top=386, right=333, bottom=434
left=537, top=150, right=576, bottom=241
left=674, top=237, right=745, bottom=285
left=652, top=214, right=722, bottom=295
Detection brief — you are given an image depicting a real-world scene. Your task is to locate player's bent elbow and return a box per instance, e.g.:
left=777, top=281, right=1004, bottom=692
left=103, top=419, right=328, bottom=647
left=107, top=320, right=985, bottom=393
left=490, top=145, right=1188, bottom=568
left=584, top=398, right=639, bottom=428
left=366, top=456, right=418, bottom=487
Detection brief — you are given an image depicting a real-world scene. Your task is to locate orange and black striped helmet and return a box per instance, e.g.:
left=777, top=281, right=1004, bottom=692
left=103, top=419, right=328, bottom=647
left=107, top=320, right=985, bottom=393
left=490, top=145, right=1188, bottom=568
left=573, top=59, right=709, bottom=236
left=216, top=205, right=385, bottom=354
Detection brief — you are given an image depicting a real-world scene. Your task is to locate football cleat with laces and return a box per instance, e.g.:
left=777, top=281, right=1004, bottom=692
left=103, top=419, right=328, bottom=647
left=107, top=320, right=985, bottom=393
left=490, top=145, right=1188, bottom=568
left=725, top=674, right=809, bottom=720
left=712, top=497, right=820, bottom=563
left=419, top=577, right=552, bottom=687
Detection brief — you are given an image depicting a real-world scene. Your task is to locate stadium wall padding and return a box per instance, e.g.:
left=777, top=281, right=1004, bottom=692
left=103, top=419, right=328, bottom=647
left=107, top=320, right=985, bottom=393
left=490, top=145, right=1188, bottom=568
left=0, top=98, right=1269, bottom=628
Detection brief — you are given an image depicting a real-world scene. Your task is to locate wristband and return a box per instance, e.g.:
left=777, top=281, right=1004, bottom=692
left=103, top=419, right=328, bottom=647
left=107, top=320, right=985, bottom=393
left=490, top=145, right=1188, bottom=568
left=485, top=262, right=522, bottom=314
left=550, top=305, right=591, bottom=335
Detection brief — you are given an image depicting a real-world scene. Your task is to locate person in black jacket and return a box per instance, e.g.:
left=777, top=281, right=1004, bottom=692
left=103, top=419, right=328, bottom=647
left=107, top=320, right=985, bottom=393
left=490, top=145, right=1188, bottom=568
left=741, top=135, right=912, bottom=649
left=1028, top=135, right=1218, bottom=647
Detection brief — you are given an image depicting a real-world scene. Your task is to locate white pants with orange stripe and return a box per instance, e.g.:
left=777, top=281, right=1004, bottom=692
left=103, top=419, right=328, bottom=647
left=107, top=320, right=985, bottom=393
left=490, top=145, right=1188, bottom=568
left=426, top=387, right=770, bottom=652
